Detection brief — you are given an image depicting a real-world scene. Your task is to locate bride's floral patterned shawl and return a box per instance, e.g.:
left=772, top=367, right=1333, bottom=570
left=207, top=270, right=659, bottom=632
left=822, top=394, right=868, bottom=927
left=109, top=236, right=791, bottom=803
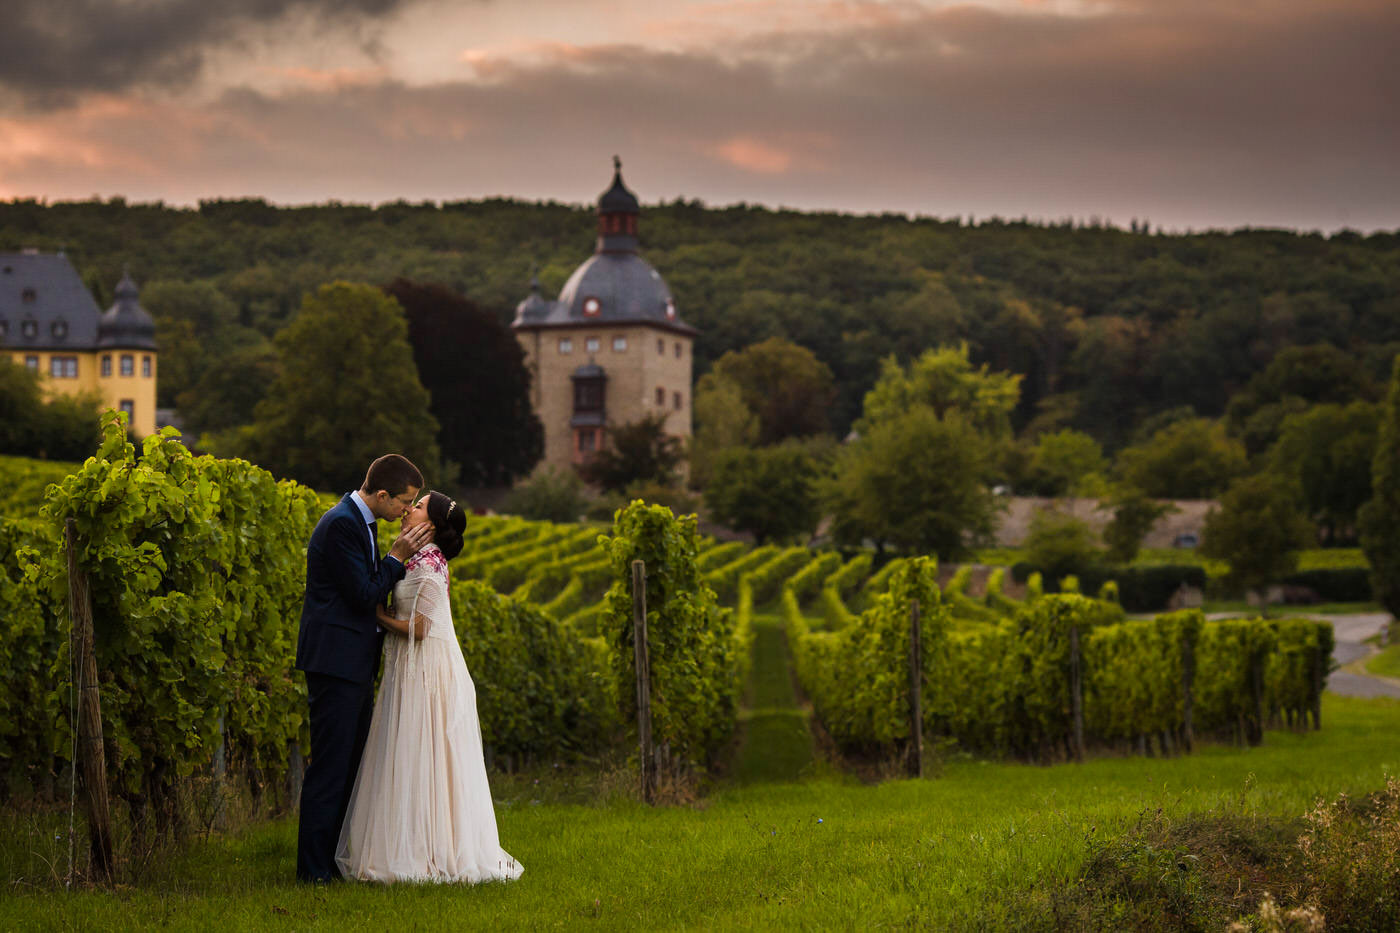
left=405, top=542, right=449, bottom=581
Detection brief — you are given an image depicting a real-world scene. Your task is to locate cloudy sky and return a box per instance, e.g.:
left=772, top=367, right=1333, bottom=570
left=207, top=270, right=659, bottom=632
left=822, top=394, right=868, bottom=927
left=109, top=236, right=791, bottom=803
left=1, top=0, right=1396, bottom=231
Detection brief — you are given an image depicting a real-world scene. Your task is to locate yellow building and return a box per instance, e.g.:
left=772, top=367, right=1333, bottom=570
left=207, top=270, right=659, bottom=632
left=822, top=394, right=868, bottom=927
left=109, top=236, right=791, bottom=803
left=512, top=160, right=696, bottom=472
left=1, top=250, right=158, bottom=437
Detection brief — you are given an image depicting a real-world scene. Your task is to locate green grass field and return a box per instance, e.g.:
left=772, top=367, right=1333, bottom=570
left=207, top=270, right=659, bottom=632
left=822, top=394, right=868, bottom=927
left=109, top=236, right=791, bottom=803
left=5, top=693, right=1399, bottom=931
left=1365, top=642, right=1400, bottom=681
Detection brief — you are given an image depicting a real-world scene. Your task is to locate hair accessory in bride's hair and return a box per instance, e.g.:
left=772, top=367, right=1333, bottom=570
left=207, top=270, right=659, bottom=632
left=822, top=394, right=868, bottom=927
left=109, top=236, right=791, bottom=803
left=448, top=499, right=457, bottom=516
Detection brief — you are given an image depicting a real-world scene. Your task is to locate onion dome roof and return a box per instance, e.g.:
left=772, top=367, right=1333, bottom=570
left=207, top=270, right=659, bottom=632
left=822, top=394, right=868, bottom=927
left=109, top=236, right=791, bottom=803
left=97, top=270, right=156, bottom=349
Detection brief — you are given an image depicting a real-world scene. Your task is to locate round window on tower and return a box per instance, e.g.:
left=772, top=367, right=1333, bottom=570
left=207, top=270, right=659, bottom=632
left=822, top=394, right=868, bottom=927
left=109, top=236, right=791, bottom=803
left=583, top=296, right=601, bottom=317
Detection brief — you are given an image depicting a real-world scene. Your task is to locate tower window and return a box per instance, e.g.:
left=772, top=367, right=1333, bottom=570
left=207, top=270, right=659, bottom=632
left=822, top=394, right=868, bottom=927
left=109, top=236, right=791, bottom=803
left=120, top=354, right=134, bottom=376
left=656, top=338, right=664, bottom=354
left=655, top=387, right=665, bottom=406
left=674, top=342, right=683, bottom=358
left=142, top=355, right=152, bottom=377
left=558, top=338, right=573, bottom=354
left=585, top=337, right=600, bottom=354
left=101, top=354, right=112, bottom=377
left=612, top=336, right=627, bottom=352
left=674, top=391, right=683, bottom=410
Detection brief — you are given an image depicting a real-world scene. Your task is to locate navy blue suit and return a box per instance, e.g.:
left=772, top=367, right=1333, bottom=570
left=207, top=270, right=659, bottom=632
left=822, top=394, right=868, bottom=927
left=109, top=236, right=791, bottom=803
left=294, top=494, right=406, bottom=882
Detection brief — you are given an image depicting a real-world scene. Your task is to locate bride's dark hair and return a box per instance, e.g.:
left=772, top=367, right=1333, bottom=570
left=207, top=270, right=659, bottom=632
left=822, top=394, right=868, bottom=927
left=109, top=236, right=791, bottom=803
left=424, top=490, right=467, bottom=560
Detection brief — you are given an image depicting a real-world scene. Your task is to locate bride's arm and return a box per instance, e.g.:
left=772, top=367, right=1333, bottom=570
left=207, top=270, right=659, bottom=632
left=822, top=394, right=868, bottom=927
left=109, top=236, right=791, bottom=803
left=376, top=601, right=431, bottom=640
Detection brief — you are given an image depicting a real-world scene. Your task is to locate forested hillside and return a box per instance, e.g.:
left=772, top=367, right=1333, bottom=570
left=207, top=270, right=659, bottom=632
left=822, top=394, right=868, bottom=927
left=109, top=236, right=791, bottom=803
left=4, top=196, right=1397, bottom=446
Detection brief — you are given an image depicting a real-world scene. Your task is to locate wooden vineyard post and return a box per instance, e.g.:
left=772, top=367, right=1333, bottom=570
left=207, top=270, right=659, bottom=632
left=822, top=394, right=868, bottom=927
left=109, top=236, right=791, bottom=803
left=908, top=599, right=923, bottom=778
left=65, top=519, right=114, bottom=883
left=631, top=560, right=654, bottom=804
left=1069, top=625, right=1085, bottom=762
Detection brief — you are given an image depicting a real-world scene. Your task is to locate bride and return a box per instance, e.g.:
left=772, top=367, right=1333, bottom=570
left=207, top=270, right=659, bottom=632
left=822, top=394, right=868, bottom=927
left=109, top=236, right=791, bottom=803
left=336, top=491, right=522, bottom=884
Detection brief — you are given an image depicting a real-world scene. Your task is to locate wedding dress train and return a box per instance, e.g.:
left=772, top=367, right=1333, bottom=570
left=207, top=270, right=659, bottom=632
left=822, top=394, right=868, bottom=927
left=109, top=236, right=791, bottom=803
left=336, top=544, right=522, bottom=884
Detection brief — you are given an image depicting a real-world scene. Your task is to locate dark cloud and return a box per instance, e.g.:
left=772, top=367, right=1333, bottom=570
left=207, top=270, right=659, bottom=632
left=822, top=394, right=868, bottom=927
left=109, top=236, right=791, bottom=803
left=2, top=0, right=1396, bottom=231
left=0, top=0, right=416, bottom=105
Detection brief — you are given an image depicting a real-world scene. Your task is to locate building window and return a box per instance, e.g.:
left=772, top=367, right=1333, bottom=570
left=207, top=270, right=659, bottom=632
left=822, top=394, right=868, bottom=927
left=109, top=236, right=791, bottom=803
left=574, top=381, right=603, bottom=412
left=612, top=336, right=627, bottom=352
left=24, top=355, right=38, bottom=371
left=49, top=356, right=77, bottom=379
left=655, top=387, right=665, bottom=406
left=573, top=427, right=604, bottom=462
left=101, top=354, right=112, bottom=377
left=21, top=287, right=35, bottom=303
left=585, top=337, right=600, bottom=354
left=558, top=338, right=573, bottom=354
left=51, top=320, right=68, bottom=340
left=0, top=319, right=6, bottom=338
left=119, top=399, right=135, bottom=421
left=120, top=354, right=134, bottom=376
left=582, top=296, right=601, bottom=317
left=674, top=391, right=683, bottom=410
left=21, top=320, right=37, bottom=338
left=656, top=338, right=664, bottom=354
left=674, top=342, right=683, bottom=358
left=142, top=355, right=152, bottom=377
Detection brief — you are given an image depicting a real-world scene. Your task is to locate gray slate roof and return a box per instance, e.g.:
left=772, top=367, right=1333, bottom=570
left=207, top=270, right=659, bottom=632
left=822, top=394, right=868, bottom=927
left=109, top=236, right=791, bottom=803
left=0, top=252, right=102, bottom=351
left=98, top=272, right=157, bottom=350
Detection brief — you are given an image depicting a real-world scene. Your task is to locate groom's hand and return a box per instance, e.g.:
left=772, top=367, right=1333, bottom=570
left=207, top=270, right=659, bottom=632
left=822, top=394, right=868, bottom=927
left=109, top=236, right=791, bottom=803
left=389, top=522, right=434, bottom=562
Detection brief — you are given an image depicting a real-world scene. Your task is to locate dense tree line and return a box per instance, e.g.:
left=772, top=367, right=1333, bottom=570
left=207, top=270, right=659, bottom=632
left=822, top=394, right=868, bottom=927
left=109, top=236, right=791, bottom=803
left=3, top=196, right=1397, bottom=449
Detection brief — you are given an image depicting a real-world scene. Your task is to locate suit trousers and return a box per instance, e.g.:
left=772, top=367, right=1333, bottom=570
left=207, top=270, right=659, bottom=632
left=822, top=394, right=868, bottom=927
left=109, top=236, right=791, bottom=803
left=296, top=671, right=374, bottom=882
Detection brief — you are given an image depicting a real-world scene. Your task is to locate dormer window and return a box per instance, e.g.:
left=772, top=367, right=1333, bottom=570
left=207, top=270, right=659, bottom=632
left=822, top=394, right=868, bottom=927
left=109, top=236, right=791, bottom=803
left=21, top=287, right=36, bottom=303
left=51, top=320, right=68, bottom=340
left=0, top=320, right=7, bottom=339
left=21, top=320, right=37, bottom=338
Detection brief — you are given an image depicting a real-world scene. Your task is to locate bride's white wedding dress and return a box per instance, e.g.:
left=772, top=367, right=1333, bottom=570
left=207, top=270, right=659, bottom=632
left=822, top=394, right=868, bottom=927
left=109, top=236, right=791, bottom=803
left=336, top=543, right=522, bottom=884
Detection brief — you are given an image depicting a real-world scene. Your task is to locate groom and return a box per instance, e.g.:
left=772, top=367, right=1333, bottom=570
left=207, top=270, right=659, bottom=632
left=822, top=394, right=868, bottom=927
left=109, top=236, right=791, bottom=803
left=295, top=453, right=434, bottom=884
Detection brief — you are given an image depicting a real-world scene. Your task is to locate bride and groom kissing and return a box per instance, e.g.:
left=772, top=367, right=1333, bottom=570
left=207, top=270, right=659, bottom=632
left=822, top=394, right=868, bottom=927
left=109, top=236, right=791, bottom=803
left=294, top=454, right=521, bottom=885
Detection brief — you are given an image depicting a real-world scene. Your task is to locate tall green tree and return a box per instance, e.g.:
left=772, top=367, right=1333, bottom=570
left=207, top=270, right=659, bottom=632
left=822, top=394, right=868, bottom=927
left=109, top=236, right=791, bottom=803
left=1024, top=428, right=1108, bottom=497
left=1359, top=355, right=1400, bottom=617
left=1099, top=486, right=1177, bottom=565
left=1225, top=344, right=1376, bottom=455
left=820, top=407, right=998, bottom=559
left=1269, top=401, right=1379, bottom=544
left=704, top=439, right=830, bottom=544
left=688, top=371, right=759, bottom=488
left=226, top=282, right=443, bottom=492
left=578, top=412, right=683, bottom=493
left=857, top=343, right=1021, bottom=440
left=708, top=337, right=836, bottom=444
left=1202, top=473, right=1313, bottom=600
left=0, top=358, right=101, bottom=461
left=1116, top=418, right=1248, bottom=499
left=385, top=278, right=542, bottom=486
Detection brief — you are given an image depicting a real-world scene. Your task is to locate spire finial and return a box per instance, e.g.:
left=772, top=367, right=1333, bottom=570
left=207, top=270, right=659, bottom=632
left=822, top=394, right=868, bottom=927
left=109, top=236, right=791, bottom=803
left=613, top=154, right=621, bottom=175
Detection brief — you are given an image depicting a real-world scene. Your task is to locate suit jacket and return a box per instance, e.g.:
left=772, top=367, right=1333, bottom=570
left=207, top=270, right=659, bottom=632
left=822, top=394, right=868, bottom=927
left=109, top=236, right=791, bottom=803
left=295, top=494, right=407, bottom=686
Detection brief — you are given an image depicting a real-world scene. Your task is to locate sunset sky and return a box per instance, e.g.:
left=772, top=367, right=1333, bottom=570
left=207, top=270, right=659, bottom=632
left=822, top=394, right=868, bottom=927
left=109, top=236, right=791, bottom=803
left=2, top=0, right=1396, bottom=231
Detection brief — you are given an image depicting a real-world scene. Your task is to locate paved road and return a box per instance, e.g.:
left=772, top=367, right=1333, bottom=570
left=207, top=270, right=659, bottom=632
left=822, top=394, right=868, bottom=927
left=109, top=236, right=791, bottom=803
left=1206, top=612, right=1400, bottom=699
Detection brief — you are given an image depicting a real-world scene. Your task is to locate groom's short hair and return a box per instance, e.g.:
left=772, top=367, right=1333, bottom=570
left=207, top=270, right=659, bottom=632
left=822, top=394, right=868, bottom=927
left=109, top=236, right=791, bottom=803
left=361, top=454, right=423, bottom=496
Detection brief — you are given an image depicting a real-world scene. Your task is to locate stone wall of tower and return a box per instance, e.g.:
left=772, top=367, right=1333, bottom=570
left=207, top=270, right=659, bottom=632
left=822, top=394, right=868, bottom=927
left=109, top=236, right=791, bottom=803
left=516, top=324, right=693, bottom=475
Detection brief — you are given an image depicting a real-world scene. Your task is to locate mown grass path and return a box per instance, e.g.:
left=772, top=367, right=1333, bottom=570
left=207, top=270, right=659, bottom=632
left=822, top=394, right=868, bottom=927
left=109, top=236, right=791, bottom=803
left=732, top=612, right=816, bottom=784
